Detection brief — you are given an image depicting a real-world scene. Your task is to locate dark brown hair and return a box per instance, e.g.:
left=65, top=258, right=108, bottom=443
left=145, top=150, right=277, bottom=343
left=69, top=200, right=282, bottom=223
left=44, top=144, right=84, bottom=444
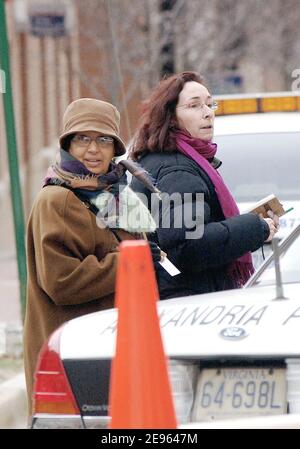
left=130, top=71, right=205, bottom=160
left=61, top=133, right=75, bottom=151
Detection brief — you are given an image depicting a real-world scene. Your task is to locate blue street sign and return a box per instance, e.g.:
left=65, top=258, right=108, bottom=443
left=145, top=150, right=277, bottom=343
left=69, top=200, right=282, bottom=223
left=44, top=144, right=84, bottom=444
left=29, top=14, right=66, bottom=37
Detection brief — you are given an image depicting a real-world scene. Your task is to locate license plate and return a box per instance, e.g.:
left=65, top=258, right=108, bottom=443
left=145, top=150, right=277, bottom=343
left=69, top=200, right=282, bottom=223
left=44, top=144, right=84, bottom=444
left=192, top=367, right=286, bottom=422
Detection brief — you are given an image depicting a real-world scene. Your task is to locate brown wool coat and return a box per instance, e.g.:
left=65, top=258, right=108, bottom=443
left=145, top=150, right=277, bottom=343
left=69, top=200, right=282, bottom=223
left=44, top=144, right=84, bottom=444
left=24, top=185, right=137, bottom=416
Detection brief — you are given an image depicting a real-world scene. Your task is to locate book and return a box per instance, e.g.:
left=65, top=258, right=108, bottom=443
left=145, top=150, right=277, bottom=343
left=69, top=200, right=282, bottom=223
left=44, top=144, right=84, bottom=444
left=244, top=194, right=286, bottom=218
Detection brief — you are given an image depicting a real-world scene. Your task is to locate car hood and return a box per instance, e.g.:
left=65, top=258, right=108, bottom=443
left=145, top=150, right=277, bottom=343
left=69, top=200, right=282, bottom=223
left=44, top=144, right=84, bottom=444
left=239, top=200, right=300, bottom=240
left=60, top=283, right=300, bottom=360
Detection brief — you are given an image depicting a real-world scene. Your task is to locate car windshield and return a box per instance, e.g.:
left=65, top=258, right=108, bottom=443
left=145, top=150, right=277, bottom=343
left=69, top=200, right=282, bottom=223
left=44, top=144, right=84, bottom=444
left=216, top=132, right=300, bottom=202
left=251, top=230, right=300, bottom=286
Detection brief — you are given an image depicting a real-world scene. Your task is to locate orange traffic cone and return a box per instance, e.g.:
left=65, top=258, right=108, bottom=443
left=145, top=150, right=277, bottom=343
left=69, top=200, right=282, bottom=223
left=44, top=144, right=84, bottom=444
left=109, top=240, right=177, bottom=429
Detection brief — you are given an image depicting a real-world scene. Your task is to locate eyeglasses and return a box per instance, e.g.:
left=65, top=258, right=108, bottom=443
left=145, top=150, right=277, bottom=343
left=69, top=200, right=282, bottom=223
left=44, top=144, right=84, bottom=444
left=176, top=100, right=218, bottom=112
left=72, top=134, right=114, bottom=148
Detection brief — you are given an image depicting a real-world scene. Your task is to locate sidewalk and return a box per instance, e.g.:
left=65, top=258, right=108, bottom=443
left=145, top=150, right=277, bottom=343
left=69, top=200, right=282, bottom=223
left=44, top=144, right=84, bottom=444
left=0, top=253, right=22, bottom=325
left=0, top=252, right=27, bottom=428
left=0, top=373, right=27, bottom=428
left=0, top=252, right=23, bottom=358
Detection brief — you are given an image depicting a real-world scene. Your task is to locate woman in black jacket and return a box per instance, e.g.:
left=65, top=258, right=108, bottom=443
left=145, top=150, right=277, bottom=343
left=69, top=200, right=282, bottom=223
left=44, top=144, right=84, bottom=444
left=130, top=71, right=278, bottom=299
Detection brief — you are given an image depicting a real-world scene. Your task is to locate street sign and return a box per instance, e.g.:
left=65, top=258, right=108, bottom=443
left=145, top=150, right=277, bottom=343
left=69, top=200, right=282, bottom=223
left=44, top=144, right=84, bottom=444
left=29, top=13, right=66, bottom=37
left=13, top=0, right=74, bottom=37
left=28, top=0, right=67, bottom=37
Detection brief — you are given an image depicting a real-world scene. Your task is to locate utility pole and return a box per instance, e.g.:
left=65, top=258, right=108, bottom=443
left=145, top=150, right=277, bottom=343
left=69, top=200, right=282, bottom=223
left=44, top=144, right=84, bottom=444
left=0, top=0, right=27, bottom=320
left=160, top=0, right=176, bottom=77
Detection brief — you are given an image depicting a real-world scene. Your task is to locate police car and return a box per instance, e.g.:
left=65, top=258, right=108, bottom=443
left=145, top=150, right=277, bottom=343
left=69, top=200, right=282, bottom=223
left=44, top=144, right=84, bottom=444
left=214, top=91, right=300, bottom=265
left=31, top=225, right=300, bottom=429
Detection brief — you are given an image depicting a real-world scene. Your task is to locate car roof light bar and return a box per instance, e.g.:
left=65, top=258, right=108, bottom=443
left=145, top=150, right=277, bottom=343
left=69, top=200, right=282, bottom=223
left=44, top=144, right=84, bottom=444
left=215, top=92, right=300, bottom=116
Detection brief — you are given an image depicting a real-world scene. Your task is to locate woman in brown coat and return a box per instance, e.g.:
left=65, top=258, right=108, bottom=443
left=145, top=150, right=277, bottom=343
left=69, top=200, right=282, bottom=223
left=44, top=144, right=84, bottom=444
left=24, top=98, right=161, bottom=416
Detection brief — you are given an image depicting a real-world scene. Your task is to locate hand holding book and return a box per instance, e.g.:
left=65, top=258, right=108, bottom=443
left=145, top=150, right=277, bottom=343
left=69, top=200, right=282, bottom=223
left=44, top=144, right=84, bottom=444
left=242, top=193, right=294, bottom=242
left=244, top=194, right=286, bottom=218
left=263, top=210, right=280, bottom=242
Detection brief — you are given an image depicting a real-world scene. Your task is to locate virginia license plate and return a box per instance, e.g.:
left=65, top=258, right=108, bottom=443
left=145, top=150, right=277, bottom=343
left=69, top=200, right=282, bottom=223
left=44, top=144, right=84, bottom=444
left=192, top=367, right=286, bottom=422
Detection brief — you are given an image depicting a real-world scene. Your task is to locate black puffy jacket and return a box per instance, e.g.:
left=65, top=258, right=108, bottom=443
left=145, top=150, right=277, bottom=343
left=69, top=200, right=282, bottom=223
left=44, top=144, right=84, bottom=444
left=130, top=151, right=269, bottom=299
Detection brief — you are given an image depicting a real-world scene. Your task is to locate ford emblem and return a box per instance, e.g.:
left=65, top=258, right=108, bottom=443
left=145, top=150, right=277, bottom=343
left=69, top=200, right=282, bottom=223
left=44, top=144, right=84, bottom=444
left=219, top=326, right=248, bottom=340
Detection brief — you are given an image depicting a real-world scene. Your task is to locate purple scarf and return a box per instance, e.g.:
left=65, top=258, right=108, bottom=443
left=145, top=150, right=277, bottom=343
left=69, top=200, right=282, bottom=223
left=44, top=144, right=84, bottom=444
left=175, top=130, right=254, bottom=288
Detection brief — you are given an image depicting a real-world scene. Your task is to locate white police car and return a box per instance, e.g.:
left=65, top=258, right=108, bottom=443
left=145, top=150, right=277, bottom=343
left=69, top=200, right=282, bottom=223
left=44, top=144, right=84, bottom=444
left=214, top=92, right=300, bottom=238
left=31, top=225, right=300, bottom=429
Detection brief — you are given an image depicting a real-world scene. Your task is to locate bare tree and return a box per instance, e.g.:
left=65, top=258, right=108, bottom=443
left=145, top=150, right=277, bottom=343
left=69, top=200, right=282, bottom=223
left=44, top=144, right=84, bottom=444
left=175, top=0, right=300, bottom=92
left=70, top=1, right=160, bottom=102
left=69, top=0, right=300, bottom=113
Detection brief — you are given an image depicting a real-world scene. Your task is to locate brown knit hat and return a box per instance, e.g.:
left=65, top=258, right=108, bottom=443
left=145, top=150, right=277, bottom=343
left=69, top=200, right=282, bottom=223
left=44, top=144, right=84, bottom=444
left=59, top=98, right=126, bottom=156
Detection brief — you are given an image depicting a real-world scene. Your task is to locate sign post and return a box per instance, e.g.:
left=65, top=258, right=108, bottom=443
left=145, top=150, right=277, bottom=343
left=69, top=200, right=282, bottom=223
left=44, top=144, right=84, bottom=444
left=0, top=0, right=27, bottom=321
